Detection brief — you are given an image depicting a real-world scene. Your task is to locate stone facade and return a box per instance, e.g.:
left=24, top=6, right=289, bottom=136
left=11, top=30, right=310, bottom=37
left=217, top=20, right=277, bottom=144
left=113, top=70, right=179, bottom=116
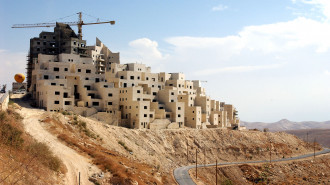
left=30, top=23, right=240, bottom=129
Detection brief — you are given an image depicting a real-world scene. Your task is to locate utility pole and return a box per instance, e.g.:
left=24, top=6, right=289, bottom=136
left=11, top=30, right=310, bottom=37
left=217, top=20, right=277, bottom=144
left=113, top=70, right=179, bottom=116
left=79, top=172, right=80, bottom=185
left=196, top=148, right=198, bottom=179
left=314, top=138, right=316, bottom=159
left=187, top=139, right=189, bottom=165
left=204, top=144, right=206, bottom=167
left=216, top=159, right=218, bottom=185
left=269, top=140, right=272, bottom=164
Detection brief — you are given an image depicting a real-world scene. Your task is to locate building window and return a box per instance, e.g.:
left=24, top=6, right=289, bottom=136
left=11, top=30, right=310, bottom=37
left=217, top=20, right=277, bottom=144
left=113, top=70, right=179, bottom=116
left=178, top=107, right=181, bottom=110
left=108, top=102, right=112, bottom=105
left=192, top=118, right=195, bottom=120
left=178, top=114, right=181, bottom=117
left=146, top=77, right=149, bottom=80
left=73, top=41, right=76, bottom=45
left=150, top=114, right=153, bottom=118
left=54, top=101, right=59, bottom=104
left=144, top=106, right=147, bottom=109
left=44, top=75, right=49, bottom=79
left=144, top=114, right=147, bottom=117
left=130, top=76, right=134, bottom=80
left=108, top=93, right=112, bottom=97
left=64, top=68, right=68, bottom=71
left=171, top=100, right=174, bottom=102
left=37, top=41, right=40, bottom=45
left=137, top=76, right=140, bottom=80
left=85, top=78, right=89, bottom=80
left=153, top=92, right=156, bottom=95
left=56, top=76, right=59, bottom=79
left=171, top=92, right=174, bottom=95
left=78, top=69, right=81, bottom=72
left=137, top=98, right=140, bottom=101
left=120, top=76, right=124, bottom=79
left=137, top=90, right=140, bottom=93
left=193, top=111, right=195, bottom=113
left=64, top=101, right=71, bottom=105
left=63, top=92, right=68, bottom=98
left=104, top=85, right=108, bottom=88
left=55, top=91, right=60, bottom=95
left=86, top=69, right=91, bottom=73
left=92, top=102, right=99, bottom=106
left=51, top=83, right=56, bottom=86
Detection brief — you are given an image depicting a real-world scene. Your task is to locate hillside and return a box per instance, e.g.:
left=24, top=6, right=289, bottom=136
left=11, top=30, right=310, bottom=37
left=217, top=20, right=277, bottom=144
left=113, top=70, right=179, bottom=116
left=191, top=154, right=330, bottom=185
left=9, top=95, right=322, bottom=184
left=286, top=129, right=330, bottom=148
left=241, top=119, right=330, bottom=131
left=0, top=106, right=64, bottom=184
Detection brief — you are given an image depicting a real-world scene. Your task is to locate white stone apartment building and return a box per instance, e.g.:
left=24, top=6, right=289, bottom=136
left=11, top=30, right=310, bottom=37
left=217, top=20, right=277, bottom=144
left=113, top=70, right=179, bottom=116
left=29, top=23, right=240, bottom=129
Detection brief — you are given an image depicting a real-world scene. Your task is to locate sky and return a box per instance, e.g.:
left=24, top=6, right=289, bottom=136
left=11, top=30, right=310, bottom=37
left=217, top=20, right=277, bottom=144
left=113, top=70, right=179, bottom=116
left=0, top=0, right=330, bottom=122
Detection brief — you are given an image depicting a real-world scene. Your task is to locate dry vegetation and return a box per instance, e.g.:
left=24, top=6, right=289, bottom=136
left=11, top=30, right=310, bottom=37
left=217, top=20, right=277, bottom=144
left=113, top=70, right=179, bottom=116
left=7, top=95, right=323, bottom=184
left=38, top=111, right=319, bottom=184
left=42, top=113, right=164, bottom=184
left=190, top=154, right=330, bottom=185
left=0, top=108, right=64, bottom=185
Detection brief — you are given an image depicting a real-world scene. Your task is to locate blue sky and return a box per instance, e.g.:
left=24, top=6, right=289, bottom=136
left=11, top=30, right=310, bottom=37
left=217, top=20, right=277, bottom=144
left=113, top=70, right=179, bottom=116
left=1, top=0, right=330, bottom=122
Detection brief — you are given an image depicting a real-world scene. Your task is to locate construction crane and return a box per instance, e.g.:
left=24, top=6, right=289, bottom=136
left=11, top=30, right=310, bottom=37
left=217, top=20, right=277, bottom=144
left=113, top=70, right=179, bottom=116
left=12, top=12, right=115, bottom=39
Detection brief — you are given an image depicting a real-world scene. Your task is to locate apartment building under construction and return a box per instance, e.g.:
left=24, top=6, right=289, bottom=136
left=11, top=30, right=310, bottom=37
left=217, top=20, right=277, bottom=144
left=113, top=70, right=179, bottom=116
left=29, top=23, right=240, bottom=129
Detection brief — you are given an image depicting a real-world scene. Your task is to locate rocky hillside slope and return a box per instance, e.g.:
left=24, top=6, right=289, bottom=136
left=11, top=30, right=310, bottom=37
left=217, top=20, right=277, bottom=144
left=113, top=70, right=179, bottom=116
left=9, top=95, right=321, bottom=184
left=191, top=154, right=330, bottom=185
left=43, top=111, right=319, bottom=184
left=286, top=129, right=330, bottom=148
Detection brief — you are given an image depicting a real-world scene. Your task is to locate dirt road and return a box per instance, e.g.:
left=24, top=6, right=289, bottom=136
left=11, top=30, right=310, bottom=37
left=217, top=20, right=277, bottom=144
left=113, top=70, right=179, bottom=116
left=13, top=95, right=99, bottom=185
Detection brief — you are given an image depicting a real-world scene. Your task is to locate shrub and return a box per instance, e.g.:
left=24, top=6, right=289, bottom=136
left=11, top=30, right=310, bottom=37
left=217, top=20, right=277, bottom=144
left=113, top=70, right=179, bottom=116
left=118, top=141, right=133, bottom=153
left=0, top=111, right=6, bottom=121
left=27, top=142, right=61, bottom=172
left=0, top=122, right=24, bottom=148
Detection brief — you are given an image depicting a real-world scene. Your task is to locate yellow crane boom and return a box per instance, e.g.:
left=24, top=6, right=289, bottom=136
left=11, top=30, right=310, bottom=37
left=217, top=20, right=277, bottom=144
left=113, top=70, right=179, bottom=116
left=12, top=12, right=115, bottom=39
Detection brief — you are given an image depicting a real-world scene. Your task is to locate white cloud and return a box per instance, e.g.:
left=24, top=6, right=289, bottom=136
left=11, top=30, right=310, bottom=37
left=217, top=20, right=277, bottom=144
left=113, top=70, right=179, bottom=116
left=325, top=70, right=330, bottom=75
left=294, top=0, right=330, bottom=20
left=212, top=4, right=228, bottom=12
left=165, top=16, right=330, bottom=66
left=194, top=64, right=283, bottom=76
left=121, top=38, right=168, bottom=72
left=128, top=38, right=164, bottom=60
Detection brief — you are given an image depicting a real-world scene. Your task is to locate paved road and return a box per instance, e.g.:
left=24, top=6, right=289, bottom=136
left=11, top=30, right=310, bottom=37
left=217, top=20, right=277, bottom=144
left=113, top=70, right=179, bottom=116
left=174, top=148, right=330, bottom=185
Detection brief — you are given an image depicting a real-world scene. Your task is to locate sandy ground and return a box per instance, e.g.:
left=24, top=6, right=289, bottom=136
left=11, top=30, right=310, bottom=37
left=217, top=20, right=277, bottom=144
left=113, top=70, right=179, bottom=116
left=12, top=95, right=99, bottom=185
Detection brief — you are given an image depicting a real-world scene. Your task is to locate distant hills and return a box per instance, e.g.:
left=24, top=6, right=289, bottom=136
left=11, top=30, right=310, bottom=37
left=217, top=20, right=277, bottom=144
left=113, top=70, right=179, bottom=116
left=241, top=119, right=330, bottom=147
left=241, top=119, right=330, bottom=131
